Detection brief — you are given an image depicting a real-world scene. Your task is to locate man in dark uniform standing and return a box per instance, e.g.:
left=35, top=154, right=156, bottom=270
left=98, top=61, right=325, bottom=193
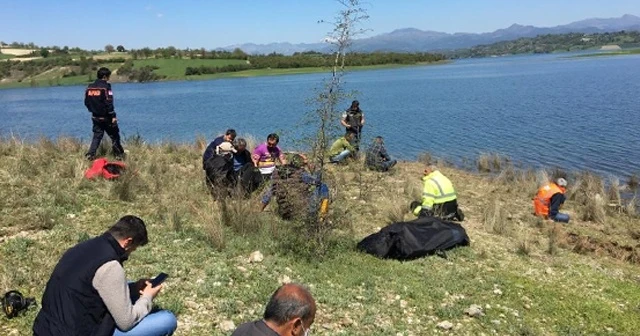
left=340, top=100, right=365, bottom=152
left=84, top=67, right=125, bottom=160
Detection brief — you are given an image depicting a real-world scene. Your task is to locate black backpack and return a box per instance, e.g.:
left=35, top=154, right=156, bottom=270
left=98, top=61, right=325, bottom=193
left=2, top=290, right=36, bottom=319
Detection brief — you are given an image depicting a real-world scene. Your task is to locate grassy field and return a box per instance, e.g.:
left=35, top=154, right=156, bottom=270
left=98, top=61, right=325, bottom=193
left=0, top=53, right=15, bottom=60
left=1, top=139, right=639, bottom=335
left=133, top=58, right=248, bottom=79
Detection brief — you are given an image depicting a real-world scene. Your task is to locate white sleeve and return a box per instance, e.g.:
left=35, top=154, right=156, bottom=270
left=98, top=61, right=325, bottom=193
left=93, top=261, right=153, bottom=331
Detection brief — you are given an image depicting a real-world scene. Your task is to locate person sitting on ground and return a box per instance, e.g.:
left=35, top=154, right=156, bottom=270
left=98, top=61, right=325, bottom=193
left=252, top=133, right=287, bottom=183
left=202, top=128, right=236, bottom=169
left=341, top=100, right=365, bottom=152
left=232, top=283, right=316, bottom=336
left=411, top=165, right=464, bottom=221
left=260, top=154, right=330, bottom=218
left=33, top=215, right=177, bottom=336
left=365, top=136, right=397, bottom=172
left=533, top=178, right=570, bottom=223
left=232, top=138, right=253, bottom=174
left=329, top=131, right=356, bottom=164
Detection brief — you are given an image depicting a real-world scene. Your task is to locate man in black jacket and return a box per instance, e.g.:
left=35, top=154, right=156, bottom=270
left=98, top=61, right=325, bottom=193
left=85, top=67, right=125, bottom=160
left=33, top=215, right=177, bottom=336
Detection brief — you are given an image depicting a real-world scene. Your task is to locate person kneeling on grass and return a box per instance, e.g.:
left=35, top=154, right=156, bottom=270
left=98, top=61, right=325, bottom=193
left=410, top=165, right=464, bottom=221
left=365, top=136, right=397, bottom=172
left=232, top=283, right=316, bottom=336
left=329, top=131, right=356, bottom=164
left=533, top=178, right=570, bottom=223
left=33, top=215, right=177, bottom=336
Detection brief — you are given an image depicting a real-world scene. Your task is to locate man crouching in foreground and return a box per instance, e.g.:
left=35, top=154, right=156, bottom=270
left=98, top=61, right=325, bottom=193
left=232, top=283, right=316, bottom=336
left=33, top=215, right=177, bottom=336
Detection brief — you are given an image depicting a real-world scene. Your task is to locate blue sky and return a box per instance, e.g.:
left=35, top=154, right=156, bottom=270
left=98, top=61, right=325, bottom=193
left=1, top=0, right=638, bottom=50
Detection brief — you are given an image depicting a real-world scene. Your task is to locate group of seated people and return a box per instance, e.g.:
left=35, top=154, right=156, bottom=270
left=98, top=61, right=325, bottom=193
left=202, top=129, right=329, bottom=219
left=328, top=131, right=398, bottom=171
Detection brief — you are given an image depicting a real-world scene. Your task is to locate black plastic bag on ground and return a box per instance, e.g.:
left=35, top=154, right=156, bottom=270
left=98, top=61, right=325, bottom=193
left=357, top=216, right=470, bottom=261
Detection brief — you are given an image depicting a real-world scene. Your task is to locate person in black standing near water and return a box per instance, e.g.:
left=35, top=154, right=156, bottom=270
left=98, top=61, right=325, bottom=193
left=341, top=100, right=365, bottom=153
left=84, top=67, right=125, bottom=161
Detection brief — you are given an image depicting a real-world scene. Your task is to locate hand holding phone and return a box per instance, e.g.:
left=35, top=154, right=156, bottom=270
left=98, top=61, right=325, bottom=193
left=150, top=273, right=168, bottom=288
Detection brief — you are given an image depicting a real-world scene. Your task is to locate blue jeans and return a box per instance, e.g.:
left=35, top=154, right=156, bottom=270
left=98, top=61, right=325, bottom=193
left=330, top=150, right=352, bottom=163
left=113, top=310, right=177, bottom=336
left=551, top=212, right=570, bottom=223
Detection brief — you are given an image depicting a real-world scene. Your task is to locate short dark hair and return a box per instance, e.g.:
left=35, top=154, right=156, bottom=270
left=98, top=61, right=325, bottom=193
left=351, top=100, right=359, bottom=108
left=225, top=129, right=237, bottom=137
left=345, top=130, right=356, bottom=137
left=97, top=67, right=111, bottom=80
left=263, top=285, right=314, bottom=325
left=107, top=215, right=148, bottom=247
left=267, top=133, right=280, bottom=143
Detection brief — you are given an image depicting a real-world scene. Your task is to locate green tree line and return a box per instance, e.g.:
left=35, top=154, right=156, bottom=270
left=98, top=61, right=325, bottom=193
left=185, top=52, right=446, bottom=76
left=449, top=30, right=640, bottom=58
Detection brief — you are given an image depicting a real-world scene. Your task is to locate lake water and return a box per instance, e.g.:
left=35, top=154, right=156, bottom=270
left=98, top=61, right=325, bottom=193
left=1, top=54, right=639, bottom=178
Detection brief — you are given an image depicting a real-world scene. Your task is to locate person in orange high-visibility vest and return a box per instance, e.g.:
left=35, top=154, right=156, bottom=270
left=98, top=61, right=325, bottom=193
left=533, top=178, right=570, bottom=223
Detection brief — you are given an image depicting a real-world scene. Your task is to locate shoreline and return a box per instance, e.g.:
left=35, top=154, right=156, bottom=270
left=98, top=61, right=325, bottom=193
left=0, top=61, right=450, bottom=90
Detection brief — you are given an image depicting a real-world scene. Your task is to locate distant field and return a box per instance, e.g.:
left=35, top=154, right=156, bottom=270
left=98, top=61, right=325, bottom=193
left=133, top=58, right=248, bottom=78
left=93, top=52, right=132, bottom=60
left=571, top=48, right=640, bottom=58
left=0, top=48, right=36, bottom=56
left=0, top=53, right=14, bottom=60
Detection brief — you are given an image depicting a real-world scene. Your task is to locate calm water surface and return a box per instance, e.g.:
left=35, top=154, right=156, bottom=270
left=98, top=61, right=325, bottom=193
left=1, top=54, right=639, bottom=178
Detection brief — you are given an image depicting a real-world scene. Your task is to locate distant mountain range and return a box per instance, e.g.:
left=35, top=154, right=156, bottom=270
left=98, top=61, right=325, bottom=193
left=219, top=14, right=640, bottom=55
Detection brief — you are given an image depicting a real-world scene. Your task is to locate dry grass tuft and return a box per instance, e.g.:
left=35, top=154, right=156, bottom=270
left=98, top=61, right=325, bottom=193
left=547, top=223, right=566, bottom=255
left=516, top=232, right=532, bottom=257
left=569, top=171, right=608, bottom=224
left=628, top=173, right=639, bottom=190
left=219, top=191, right=263, bottom=235
left=477, top=153, right=506, bottom=173
left=483, top=200, right=511, bottom=236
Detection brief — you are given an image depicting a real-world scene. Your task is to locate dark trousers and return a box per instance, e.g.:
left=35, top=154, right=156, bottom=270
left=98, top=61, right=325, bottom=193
left=87, top=118, right=124, bottom=157
left=346, top=126, right=362, bottom=152
left=417, top=200, right=464, bottom=221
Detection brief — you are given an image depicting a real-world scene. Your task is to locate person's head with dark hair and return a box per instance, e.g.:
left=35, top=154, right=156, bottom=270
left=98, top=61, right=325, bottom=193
left=97, top=67, right=112, bottom=80
left=106, top=215, right=148, bottom=255
left=350, top=100, right=359, bottom=110
left=345, top=131, right=355, bottom=141
left=224, top=129, right=237, bottom=142
left=267, top=133, right=280, bottom=148
left=374, top=136, right=384, bottom=144
left=263, top=283, right=316, bottom=336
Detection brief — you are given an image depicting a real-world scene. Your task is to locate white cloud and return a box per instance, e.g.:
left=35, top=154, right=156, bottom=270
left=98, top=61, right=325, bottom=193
left=157, top=13, right=164, bottom=18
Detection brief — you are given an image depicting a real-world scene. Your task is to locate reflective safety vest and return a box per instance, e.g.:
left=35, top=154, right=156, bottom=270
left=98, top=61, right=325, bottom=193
left=414, top=170, right=457, bottom=215
left=533, top=182, right=565, bottom=218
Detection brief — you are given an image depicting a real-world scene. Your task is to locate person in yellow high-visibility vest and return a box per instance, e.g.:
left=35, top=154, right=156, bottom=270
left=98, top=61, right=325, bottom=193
left=410, top=165, right=464, bottom=221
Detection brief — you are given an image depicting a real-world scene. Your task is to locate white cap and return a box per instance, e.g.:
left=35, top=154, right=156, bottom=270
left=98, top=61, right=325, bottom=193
left=556, top=178, right=567, bottom=187
left=216, top=141, right=237, bottom=155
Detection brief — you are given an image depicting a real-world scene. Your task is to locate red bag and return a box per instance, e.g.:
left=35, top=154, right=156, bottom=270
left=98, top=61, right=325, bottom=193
left=84, top=158, right=126, bottom=180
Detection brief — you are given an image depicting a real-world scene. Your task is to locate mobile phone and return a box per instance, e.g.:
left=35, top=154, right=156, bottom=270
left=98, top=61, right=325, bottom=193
left=150, top=273, right=168, bottom=288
